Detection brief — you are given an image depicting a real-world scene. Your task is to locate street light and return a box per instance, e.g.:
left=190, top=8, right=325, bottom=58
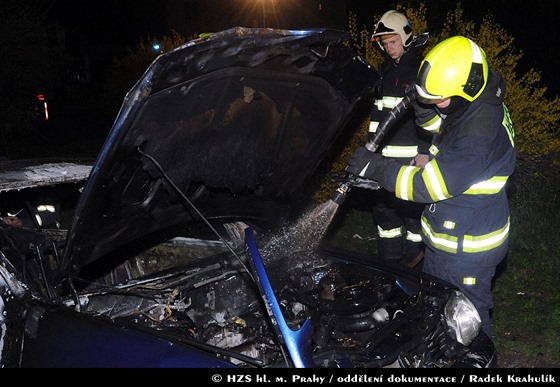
left=261, top=0, right=266, bottom=28
left=255, top=0, right=273, bottom=28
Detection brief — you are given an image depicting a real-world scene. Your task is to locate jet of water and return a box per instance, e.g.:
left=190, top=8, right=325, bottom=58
left=261, top=199, right=341, bottom=260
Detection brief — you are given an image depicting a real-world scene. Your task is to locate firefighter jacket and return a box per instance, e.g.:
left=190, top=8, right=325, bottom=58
left=378, top=70, right=516, bottom=263
left=370, top=33, right=431, bottom=164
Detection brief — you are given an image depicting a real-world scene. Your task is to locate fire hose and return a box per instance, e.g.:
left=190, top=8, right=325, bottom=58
left=330, top=89, right=417, bottom=205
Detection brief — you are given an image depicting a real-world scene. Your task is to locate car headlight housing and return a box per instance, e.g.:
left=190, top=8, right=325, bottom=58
left=444, top=290, right=481, bottom=346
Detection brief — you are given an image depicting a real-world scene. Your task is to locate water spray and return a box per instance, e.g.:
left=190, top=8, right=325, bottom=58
left=329, top=89, right=417, bottom=205
left=262, top=89, right=418, bottom=258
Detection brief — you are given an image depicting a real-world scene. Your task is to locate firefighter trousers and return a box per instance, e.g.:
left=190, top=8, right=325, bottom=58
left=422, top=247, right=507, bottom=338
left=372, top=189, right=424, bottom=263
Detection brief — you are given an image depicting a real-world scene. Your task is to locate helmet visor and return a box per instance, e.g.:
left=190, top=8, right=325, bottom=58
left=415, top=61, right=443, bottom=103
left=415, top=84, right=443, bottom=104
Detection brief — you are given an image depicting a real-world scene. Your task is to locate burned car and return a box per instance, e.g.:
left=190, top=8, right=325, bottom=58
left=0, top=27, right=496, bottom=368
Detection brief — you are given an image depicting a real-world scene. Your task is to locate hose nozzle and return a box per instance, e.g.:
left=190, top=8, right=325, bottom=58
left=330, top=181, right=353, bottom=205
left=328, top=90, right=416, bottom=208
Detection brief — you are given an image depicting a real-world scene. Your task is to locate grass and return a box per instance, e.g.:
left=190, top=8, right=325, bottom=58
left=323, top=176, right=560, bottom=368
left=491, top=176, right=560, bottom=368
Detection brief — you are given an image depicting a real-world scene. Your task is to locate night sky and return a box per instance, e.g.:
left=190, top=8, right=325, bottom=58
left=50, top=0, right=559, bottom=98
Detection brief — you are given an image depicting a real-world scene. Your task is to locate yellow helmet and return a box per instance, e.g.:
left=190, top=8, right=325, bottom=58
left=372, top=10, right=413, bottom=50
left=415, top=36, right=488, bottom=102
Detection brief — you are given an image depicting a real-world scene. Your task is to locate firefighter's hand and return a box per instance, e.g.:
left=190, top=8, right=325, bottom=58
left=346, top=147, right=385, bottom=180
left=411, top=153, right=429, bottom=168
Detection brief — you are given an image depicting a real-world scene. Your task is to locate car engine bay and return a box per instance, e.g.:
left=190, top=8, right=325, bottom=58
left=54, top=225, right=484, bottom=368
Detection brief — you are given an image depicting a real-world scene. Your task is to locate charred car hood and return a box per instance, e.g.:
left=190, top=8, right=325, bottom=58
left=62, top=27, right=377, bottom=276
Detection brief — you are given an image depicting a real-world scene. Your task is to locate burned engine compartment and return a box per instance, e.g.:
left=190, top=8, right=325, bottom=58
left=59, top=225, right=474, bottom=368
left=0, top=214, right=495, bottom=368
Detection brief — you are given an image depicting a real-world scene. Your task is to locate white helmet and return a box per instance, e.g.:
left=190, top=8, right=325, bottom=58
left=372, top=10, right=413, bottom=50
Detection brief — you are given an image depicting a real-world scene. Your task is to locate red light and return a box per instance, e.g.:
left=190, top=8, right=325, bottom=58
left=36, top=94, right=48, bottom=120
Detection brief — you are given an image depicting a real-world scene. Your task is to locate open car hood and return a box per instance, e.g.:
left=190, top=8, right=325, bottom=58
left=61, top=27, right=377, bottom=276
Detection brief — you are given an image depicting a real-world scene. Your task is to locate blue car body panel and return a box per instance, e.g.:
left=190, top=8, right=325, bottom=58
left=245, top=227, right=314, bottom=368
left=21, top=307, right=236, bottom=368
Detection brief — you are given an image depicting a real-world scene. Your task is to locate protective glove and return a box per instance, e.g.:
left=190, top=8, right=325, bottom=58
left=345, top=146, right=387, bottom=181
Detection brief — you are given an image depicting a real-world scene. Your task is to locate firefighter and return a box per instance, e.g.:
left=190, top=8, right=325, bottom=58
left=367, top=10, right=431, bottom=267
left=346, top=36, right=516, bottom=337
left=2, top=201, right=60, bottom=229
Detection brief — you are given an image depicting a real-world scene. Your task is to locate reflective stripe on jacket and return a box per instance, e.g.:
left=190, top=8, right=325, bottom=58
left=379, top=71, right=516, bottom=260
left=370, top=34, right=431, bottom=163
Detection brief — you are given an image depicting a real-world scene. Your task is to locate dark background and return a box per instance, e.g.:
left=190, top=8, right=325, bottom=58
left=2, top=0, right=558, bottom=160
left=48, top=0, right=559, bottom=97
